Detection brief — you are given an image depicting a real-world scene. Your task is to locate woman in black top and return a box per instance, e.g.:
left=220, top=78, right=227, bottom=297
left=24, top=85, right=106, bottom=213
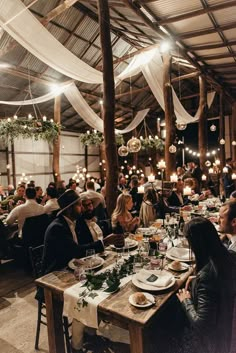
left=177, top=217, right=236, bottom=353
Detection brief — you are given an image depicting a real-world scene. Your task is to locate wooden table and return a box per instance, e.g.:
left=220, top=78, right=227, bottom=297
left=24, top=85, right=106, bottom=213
left=36, top=253, right=192, bottom=353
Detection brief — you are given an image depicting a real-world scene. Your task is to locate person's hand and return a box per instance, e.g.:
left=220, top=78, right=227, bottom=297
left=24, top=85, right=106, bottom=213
left=132, top=216, right=140, bottom=225
left=185, top=275, right=196, bottom=290
left=103, top=233, right=125, bottom=248
left=176, top=288, right=191, bottom=302
left=182, top=205, right=192, bottom=211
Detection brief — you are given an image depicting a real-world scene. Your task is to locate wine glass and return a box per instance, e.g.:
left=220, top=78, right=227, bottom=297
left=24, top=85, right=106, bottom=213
left=86, top=249, right=95, bottom=269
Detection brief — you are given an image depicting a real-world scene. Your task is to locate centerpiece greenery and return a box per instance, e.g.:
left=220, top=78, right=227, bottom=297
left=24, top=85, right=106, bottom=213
left=0, top=117, right=61, bottom=144
left=79, top=131, right=124, bottom=147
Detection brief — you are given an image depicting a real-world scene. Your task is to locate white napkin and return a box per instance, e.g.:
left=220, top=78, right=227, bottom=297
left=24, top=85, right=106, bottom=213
left=136, top=269, right=173, bottom=288
left=169, top=247, right=192, bottom=260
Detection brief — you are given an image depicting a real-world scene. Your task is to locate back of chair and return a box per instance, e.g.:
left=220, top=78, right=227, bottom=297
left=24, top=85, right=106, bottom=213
left=22, top=213, right=50, bottom=247
left=29, top=245, right=44, bottom=278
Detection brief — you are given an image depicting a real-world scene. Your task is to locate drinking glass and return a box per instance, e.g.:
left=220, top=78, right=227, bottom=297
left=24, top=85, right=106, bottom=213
left=74, top=266, right=87, bottom=283
left=85, top=249, right=95, bottom=269
left=165, top=213, right=170, bottom=225
left=133, top=256, right=143, bottom=273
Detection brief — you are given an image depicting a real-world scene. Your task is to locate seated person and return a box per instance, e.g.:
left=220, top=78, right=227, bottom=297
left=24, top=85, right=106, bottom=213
left=42, top=190, right=124, bottom=274
left=82, top=180, right=107, bottom=220
left=1, top=184, right=25, bottom=210
left=218, top=201, right=236, bottom=252
left=168, top=180, right=189, bottom=207
left=139, top=188, right=157, bottom=227
left=43, top=187, right=59, bottom=214
left=111, top=193, right=140, bottom=233
left=6, top=187, right=45, bottom=238
left=35, top=186, right=44, bottom=204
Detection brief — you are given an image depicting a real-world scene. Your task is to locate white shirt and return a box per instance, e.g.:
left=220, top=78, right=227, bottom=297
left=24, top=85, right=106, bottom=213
left=85, top=219, right=103, bottom=241
left=63, top=216, right=78, bottom=244
left=229, top=235, right=236, bottom=252
left=43, top=198, right=59, bottom=214
left=6, top=199, right=45, bottom=237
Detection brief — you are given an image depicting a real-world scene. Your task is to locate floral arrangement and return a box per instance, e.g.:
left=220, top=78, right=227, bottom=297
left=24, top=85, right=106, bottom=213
left=0, top=118, right=61, bottom=144
left=79, top=131, right=124, bottom=147
left=140, top=137, right=164, bottom=151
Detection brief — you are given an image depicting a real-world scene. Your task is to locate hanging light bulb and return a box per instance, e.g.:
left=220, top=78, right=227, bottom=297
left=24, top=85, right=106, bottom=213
left=232, top=141, right=236, bottom=146
left=205, top=160, right=211, bottom=167
left=210, top=124, right=216, bottom=132
left=127, top=137, right=141, bottom=153
left=169, top=144, right=177, bottom=153
left=176, top=123, right=187, bottom=131
left=118, top=145, right=129, bottom=157
left=219, top=139, right=225, bottom=145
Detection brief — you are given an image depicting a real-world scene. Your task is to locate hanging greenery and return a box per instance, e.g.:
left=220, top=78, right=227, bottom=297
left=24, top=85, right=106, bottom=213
left=140, top=137, right=164, bottom=151
left=0, top=118, right=61, bottom=144
left=79, top=131, right=124, bottom=147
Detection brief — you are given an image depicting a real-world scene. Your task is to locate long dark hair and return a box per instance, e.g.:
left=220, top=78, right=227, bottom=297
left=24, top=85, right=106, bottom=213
left=184, top=217, right=232, bottom=274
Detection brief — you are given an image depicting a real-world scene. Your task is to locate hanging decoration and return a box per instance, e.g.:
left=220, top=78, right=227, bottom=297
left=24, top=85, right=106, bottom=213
left=79, top=131, right=124, bottom=147
left=219, top=139, right=225, bottom=145
left=118, top=145, right=129, bottom=157
left=210, top=124, right=216, bottom=132
left=205, top=160, right=211, bottom=167
left=232, top=141, right=236, bottom=146
left=169, top=144, right=177, bottom=153
left=127, top=137, right=142, bottom=153
left=176, top=123, right=187, bottom=131
left=0, top=117, right=61, bottom=144
left=140, top=136, right=164, bottom=151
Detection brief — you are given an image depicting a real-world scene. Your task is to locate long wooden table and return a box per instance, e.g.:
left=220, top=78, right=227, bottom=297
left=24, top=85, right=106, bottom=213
left=36, top=253, right=192, bottom=353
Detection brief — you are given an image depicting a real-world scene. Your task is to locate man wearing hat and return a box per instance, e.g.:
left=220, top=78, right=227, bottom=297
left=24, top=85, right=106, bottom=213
left=42, top=190, right=124, bottom=274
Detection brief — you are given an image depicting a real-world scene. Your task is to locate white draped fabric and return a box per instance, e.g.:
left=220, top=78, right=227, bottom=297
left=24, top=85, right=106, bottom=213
left=0, top=82, right=73, bottom=105
left=0, top=0, right=103, bottom=84
left=0, top=1, right=216, bottom=128
left=64, top=83, right=150, bottom=134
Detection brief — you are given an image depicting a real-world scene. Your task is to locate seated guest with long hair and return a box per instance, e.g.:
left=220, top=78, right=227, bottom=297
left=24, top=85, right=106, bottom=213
left=177, top=217, right=236, bottom=353
left=139, top=188, right=157, bottom=227
left=111, top=193, right=140, bottom=233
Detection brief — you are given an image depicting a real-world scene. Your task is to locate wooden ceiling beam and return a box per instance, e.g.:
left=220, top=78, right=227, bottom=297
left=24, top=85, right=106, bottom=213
left=157, top=1, right=236, bottom=25
left=190, top=40, right=236, bottom=51
left=40, top=0, right=79, bottom=26
left=179, top=22, right=236, bottom=40
left=198, top=53, right=236, bottom=61
left=171, top=71, right=200, bottom=83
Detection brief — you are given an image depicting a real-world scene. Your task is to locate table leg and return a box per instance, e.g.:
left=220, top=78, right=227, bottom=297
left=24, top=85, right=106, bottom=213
left=44, top=288, right=66, bottom=353
left=129, top=323, right=144, bottom=353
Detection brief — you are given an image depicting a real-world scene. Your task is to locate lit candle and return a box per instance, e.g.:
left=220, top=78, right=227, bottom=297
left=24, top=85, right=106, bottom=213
left=232, top=173, right=236, bottom=180
left=209, top=168, right=214, bottom=174
left=170, top=173, right=178, bottom=182
left=43, top=115, right=47, bottom=122
left=137, top=186, right=144, bottom=194
left=223, top=167, right=228, bottom=173
left=202, top=174, right=207, bottom=181
left=148, top=174, right=155, bottom=182
left=158, top=160, right=166, bottom=169
left=183, top=186, right=192, bottom=196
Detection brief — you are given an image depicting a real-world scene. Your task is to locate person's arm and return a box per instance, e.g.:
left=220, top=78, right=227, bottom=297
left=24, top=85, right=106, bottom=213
left=6, top=207, right=18, bottom=225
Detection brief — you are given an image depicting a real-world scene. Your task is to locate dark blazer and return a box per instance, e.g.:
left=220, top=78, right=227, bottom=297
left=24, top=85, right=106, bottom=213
left=181, top=260, right=235, bottom=353
left=42, top=215, right=104, bottom=274
left=167, top=191, right=189, bottom=207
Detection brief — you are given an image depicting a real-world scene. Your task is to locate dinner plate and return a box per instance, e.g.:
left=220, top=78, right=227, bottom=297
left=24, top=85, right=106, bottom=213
left=129, top=292, right=155, bottom=308
left=68, top=256, right=104, bottom=271
left=110, top=239, right=138, bottom=250
left=166, top=247, right=195, bottom=262
left=168, top=262, right=189, bottom=272
left=132, top=271, right=175, bottom=291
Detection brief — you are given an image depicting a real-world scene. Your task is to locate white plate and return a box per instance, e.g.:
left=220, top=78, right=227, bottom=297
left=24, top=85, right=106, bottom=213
left=166, top=247, right=194, bottom=262
left=129, top=292, right=155, bottom=308
left=168, top=262, right=189, bottom=272
left=68, top=256, right=104, bottom=271
left=132, top=270, right=175, bottom=292
left=110, top=239, right=138, bottom=250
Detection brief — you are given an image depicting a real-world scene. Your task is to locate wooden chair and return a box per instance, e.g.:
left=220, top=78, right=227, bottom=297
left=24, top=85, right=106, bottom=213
left=29, top=245, right=71, bottom=353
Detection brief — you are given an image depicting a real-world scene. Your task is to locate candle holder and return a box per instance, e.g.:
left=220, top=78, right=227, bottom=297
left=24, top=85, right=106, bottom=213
left=157, top=160, right=166, bottom=225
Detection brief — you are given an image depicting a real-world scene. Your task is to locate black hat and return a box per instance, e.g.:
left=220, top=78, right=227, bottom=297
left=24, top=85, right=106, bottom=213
left=57, top=190, right=80, bottom=216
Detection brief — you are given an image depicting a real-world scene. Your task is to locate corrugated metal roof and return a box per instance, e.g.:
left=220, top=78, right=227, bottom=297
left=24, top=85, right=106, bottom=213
left=147, top=0, right=202, bottom=18
left=167, top=14, right=213, bottom=34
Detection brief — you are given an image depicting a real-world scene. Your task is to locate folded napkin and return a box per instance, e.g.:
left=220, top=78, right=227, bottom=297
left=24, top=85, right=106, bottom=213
left=169, top=247, right=192, bottom=260
left=136, top=269, right=173, bottom=287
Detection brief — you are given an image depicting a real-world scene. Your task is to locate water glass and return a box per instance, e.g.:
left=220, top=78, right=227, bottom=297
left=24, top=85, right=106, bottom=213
left=74, top=266, right=87, bottom=282
left=165, top=213, right=170, bottom=225
left=85, top=249, right=95, bottom=268
left=133, top=256, right=143, bottom=273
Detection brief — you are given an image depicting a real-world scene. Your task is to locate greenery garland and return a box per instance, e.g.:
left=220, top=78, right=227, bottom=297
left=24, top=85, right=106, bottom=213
left=0, top=118, right=61, bottom=144
left=79, top=131, right=124, bottom=147
left=141, top=137, right=164, bottom=151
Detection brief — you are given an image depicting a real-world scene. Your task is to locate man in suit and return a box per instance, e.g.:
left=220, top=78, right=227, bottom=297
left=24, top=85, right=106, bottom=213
left=219, top=201, right=236, bottom=252
left=223, top=158, right=235, bottom=198
left=42, top=190, right=124, bottom=274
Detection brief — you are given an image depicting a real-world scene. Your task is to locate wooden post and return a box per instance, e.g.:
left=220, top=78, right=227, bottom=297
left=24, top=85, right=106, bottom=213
left=198, top=76, right=208, bottom=174
left=5, top=146, right=10, bottom=185
left=53, top=96, right=61, bottom=183
left=99, top=142, right=106, bottom=180
left=219, top=91, right=225, bottom=167
left=11, top=142, right=16, bottom=188
left=97, top=0, right=118, bottom=216
left=232, top=102, right=236, bottom=161
left=163, top=53, right=176, bottom=180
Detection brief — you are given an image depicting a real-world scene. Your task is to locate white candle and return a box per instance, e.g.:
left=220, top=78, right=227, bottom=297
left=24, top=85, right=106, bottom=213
left=137, top=186, right=144, bottom=194
left=232, top=173, right=236, bottom=180
left=202, top=174, right=207, bottom=181
left=148, top=174, right=155, bottom=182
left=170, top=173, right=178, bottom=182
left=183, top=186, right=192, bottom=196
left=158, top=160, right=166, bottom=169
left=209, top=168, right=214, bottom=174
left=43, top=115, right=47, bottom=122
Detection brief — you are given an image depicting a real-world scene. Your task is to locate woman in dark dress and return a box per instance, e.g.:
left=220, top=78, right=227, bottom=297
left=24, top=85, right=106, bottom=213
left=177, top=217, right=236, bottom=353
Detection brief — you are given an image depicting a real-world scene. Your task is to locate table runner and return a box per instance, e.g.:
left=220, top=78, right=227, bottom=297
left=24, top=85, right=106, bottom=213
left=63, top=263, right=132, bottom=328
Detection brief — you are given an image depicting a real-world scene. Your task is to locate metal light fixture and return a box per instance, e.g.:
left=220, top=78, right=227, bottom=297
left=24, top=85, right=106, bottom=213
left=219, top=139, right=225, bottom=145
left=210, top=124, right=216, bottom=132
left=118, top=145, right=129, bottom=157
left=127, top=137, right=141, bottom=153
left=176, top=123, right=187, bottom=131
left=169, top=144, right=177, bottom=153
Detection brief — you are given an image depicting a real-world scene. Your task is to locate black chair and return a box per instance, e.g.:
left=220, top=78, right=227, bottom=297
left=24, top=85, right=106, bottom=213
left=29, top=245, right=71, bottom=353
